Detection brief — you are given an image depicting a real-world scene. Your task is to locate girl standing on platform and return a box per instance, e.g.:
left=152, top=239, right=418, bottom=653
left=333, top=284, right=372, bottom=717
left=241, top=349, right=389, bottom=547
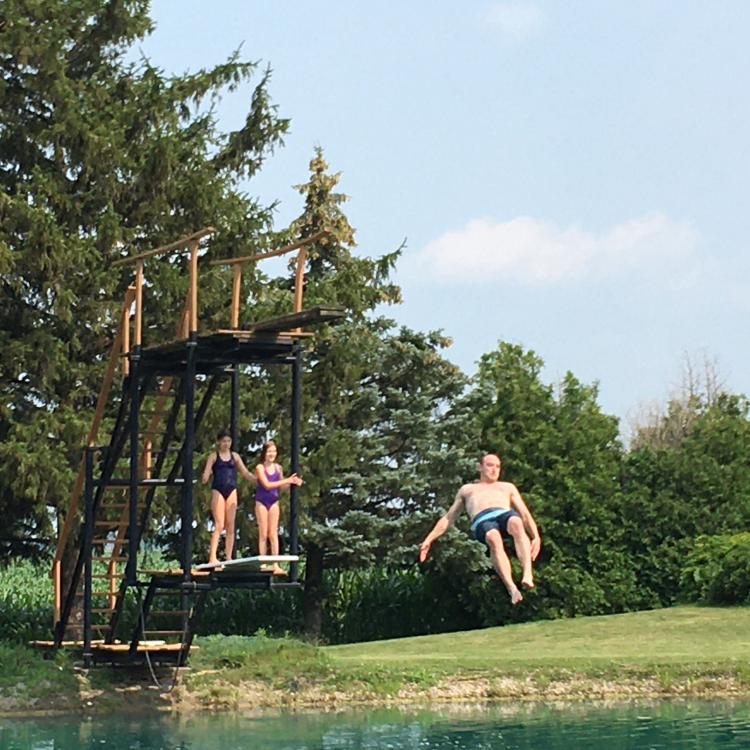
left=201, top=429, right=255, bottom=565
left=255, top=440, right=303, bottom=574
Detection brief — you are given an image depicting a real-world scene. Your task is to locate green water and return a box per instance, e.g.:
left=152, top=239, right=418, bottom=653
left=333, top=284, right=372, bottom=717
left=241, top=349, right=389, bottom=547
left=1, top=701, right=749, bottom=748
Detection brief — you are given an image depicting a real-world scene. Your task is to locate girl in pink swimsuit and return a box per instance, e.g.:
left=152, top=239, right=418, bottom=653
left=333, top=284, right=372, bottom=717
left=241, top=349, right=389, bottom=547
left=255, top=440, right=303, bottom=574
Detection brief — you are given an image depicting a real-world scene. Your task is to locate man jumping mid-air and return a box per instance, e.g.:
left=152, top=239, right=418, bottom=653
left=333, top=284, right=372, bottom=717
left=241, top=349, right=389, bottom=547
left=419, top=453, right=542, bottom=605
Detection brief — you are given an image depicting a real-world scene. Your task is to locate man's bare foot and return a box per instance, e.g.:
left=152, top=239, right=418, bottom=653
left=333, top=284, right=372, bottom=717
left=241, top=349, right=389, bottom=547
left=272, top=565, right=286, bottom=576
left=510, top=588, right=523, bottom=606
left=521, top=576, right=535, bottom=590
left=208, top=558, right=220, bottom=566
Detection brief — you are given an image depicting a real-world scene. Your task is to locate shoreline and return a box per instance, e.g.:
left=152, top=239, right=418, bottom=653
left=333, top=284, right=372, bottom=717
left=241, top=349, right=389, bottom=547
left=3, top=669, right=749, bottom=718
left=5, top=608, right=750, bottom=719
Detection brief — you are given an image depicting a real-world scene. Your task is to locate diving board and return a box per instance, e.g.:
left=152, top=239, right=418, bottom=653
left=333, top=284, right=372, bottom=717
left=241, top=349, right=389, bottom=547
left=195, top=555, right=299, bottom=572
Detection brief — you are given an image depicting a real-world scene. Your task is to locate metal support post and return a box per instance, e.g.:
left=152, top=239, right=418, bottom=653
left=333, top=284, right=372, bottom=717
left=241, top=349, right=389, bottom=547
left=231, top=365, right=240, bottom=449
left=83, top=447, right=95, bottom=667
left=289, top=343, right=302, bottom=583
left=127, top=349, right=141, bottom=584
left=182, top=335, right=197, bottom=582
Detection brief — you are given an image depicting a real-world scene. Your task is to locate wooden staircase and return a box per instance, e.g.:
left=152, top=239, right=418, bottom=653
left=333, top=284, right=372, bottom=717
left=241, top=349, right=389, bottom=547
left=53, top=362, right=222, bottom=660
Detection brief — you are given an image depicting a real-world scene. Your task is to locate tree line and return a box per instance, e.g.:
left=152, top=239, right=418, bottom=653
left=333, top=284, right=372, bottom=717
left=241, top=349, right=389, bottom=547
left=1, top=2, right=748, bottom=642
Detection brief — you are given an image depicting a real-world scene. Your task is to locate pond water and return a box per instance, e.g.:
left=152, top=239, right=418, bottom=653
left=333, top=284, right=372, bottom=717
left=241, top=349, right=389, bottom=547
left=1, top=700, right=749, bottom=749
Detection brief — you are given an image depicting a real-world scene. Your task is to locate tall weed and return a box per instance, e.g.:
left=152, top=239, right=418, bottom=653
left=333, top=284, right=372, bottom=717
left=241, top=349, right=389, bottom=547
left=0, top=559, right=51, bottom=642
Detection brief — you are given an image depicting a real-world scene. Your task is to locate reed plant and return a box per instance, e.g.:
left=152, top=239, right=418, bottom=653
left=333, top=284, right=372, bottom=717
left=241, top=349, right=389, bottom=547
left=323, top=567, right=476, bottom=644
left=0, top=559, right=50, bottom=642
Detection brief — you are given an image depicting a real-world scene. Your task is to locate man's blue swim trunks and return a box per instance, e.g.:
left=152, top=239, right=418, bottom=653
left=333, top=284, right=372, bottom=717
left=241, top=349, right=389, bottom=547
left=470, top=507, right=521, bottom=545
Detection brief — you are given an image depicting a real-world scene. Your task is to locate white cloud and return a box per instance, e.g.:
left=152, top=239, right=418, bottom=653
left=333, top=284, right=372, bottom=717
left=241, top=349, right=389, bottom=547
left=414, top=213, right=700, bottom=287
left=481, top=2, right=546, bottom=39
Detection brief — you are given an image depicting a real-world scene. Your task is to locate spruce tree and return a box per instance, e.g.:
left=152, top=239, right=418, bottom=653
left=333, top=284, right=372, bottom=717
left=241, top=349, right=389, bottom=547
left=275, top=149, right=467, bottom=636
left=0, top=0, right=288, bottom=556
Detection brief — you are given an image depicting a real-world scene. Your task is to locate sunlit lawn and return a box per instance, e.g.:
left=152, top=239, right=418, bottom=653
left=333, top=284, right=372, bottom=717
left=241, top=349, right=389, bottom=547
left=326, top=606, right=750, bottom=675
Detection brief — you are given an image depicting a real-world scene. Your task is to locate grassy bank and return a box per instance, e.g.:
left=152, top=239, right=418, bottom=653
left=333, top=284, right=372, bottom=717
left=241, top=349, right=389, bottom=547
left=321, top=605, right=750, bottom=704
left=3, top=606, right=750, bottom=714
left=329, top=605, right=750, bottom=669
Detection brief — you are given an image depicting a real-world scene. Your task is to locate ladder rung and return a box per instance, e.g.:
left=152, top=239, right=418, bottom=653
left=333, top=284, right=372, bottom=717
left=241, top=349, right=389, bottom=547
left=91, top=556, right=128, bottom=562
left=99, top=503, right=145, bottom=509
left=70, top=625, right=105, bottom=632
left=92, top=537, right=126, bottom=545
left=94, top=520, right=129, bottom=527
left=92, top=607, right=115, bottom=614
left=92, top=591, right=119, bottom=597
left=91, top=573, right=125, bottom=579
left=97, top=479, right=183, bottom=487
left=149, top=610, right=189, bottom=616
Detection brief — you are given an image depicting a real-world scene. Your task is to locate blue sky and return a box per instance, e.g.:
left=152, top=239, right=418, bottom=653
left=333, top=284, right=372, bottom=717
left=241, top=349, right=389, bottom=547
left=141, top=1, right=750, bottom=429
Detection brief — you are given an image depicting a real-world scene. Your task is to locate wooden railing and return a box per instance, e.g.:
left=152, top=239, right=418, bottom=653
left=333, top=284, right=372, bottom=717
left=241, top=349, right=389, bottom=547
left=112, top=227, right=215, bottom=345
left=51, top=288, right=136, bottom=621
left=209, top=230, right=326, bottom=332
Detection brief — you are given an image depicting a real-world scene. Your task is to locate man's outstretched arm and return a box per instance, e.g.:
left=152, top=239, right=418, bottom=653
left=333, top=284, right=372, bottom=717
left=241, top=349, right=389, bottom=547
left=510, top=488, right=542, bottom=561
left=419, top=491, right=464, bottom=562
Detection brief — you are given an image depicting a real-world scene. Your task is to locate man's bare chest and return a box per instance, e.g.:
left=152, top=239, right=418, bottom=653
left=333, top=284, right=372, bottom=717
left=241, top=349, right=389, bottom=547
left=463, top=483, right=513, bottom=516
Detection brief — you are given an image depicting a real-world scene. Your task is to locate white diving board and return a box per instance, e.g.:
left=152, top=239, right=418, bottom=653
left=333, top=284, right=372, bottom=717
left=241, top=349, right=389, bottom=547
left=195, top=555, right=299, bottom=572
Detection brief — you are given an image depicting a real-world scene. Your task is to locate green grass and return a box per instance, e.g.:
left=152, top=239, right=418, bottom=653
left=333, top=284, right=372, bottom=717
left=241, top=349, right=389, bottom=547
left=3, top=606, right=750, bottom=712
left=326, top=606, right=750, bottom=678
left=0, top=643, right=79, bottom=709
left=189, top=633, right=332, bottom=687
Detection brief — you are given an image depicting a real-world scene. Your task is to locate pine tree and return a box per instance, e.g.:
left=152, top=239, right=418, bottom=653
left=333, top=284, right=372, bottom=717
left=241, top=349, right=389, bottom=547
left=276, top=149, right=467, bottom=636
left=0, top=0, right=288, bottom=556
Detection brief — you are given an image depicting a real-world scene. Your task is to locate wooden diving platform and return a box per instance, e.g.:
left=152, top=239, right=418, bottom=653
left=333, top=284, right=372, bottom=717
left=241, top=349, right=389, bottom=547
left=138, top=305, right=346, bottom=373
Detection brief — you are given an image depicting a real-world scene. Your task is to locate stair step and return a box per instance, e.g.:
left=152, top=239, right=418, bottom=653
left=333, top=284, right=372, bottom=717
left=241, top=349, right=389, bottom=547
left=67, top=626, right=112, bottom=634
left=97, top=479, right=184, bottom=487
left=142, top=383, right=171, bottom=392
left=91, top=555, right=128, bottom=562
left=99, top=503, right=145, bottom=510
left=92, top=537, right=126, bottom=545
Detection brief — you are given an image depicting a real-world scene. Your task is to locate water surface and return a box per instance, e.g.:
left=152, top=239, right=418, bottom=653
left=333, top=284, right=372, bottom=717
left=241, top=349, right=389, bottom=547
left=2, top=700, right=749, bottom=749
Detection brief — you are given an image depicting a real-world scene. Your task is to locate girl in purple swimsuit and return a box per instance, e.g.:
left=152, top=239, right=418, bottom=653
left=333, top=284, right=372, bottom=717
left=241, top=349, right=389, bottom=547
left=255, top=440, right=303, bottom=574
left=201, top=430, right=254, bottom=565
